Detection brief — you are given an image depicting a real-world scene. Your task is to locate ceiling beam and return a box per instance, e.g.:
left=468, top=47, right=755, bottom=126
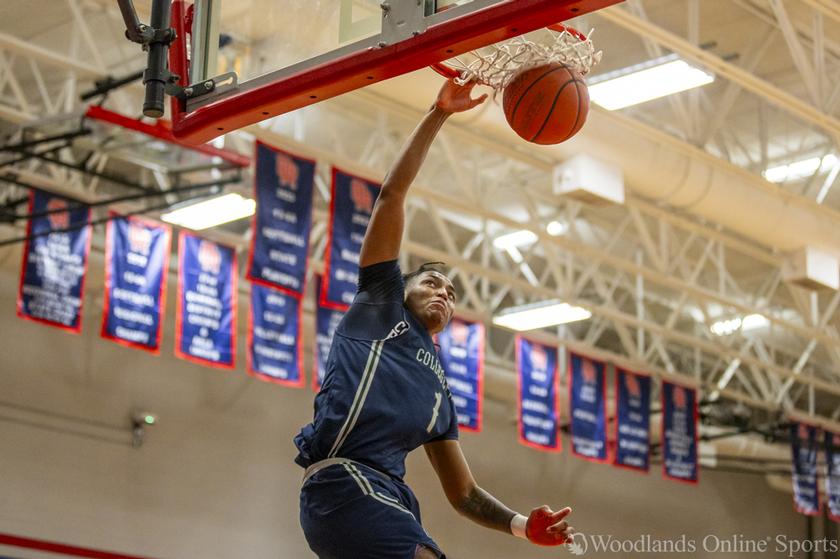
left=0, top=32, right=102, bottom=78
left=597, top=5, right=840, bottom=143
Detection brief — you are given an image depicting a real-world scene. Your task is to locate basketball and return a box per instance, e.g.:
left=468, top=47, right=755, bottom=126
left=502, top=63, right=589, bottom=145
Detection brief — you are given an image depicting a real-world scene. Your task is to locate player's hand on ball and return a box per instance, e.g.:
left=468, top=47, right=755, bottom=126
left=526, top=505, right=575, bottom=546
left=435, top=79, right=488, bottom=114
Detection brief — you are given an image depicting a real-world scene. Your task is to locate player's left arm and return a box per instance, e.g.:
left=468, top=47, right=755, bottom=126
left=423, top=439, right=574, bottom=545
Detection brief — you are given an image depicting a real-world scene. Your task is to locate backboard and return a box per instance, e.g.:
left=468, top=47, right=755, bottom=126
left=169, top=0, right=623, bottom=145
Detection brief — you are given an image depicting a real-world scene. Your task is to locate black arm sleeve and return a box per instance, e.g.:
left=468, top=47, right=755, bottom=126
left=336, top=260, right=406, bottom=340
left=355, top=259, right=404, bottom=303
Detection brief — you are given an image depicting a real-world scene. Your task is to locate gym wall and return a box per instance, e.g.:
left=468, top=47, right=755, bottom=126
left=0, top=242, right=812, bottom=559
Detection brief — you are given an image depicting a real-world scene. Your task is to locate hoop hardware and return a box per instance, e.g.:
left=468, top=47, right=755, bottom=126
left=431, top=23, right=602, bottom=90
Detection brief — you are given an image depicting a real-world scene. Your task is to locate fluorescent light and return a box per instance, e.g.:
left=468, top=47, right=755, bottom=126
left=493, top=300, right=591, bottom=331
left=589, top=55, right=714, bottom=110
left=710, top=317, right=741, bottom=336
left=741, top=313, right=769, bottom=331
left=763, top=154, right=837, bottom=183
left=546, top=220, right=567, bottom=236
left=710, top=313, right=768, bottom=336
left=493, top=230, right=537, bottom=250
left=161, top=193, right=256, bottom=230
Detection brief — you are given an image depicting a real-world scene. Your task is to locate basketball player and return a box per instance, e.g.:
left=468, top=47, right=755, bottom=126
left=294, top=78, right=575, bottom=558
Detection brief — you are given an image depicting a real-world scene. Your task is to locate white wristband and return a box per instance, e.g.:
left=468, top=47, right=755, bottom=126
left=510, top=514, right=528, bottom=539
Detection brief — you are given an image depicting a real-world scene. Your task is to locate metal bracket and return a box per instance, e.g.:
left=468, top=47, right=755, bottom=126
left=379, top=0, right=427, bottom=47
left=184, top=72, right=239, bottom=112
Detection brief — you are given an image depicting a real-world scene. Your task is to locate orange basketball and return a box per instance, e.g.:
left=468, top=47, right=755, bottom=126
left=502, top=63, right=589, bottom=145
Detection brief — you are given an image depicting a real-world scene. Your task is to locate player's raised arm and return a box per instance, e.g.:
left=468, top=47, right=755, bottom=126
left=358, top=79, right=487, bottom=268
left=424, top=439, right=575, bottom=545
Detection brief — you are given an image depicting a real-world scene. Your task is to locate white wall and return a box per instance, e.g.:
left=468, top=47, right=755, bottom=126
left=0, top=241, right=818, bottom=559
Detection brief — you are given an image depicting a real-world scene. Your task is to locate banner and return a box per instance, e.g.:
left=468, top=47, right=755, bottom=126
left=175, top=232, right=237, bottom=368
left=823, top=431, right=840, bottom=522
left=313, top=276, right=345, bottom=391
left=101, top=214, right=171, bottom=352
left=321, top=168, right=380, bottom=309
left=17, top=190, right=91, bottom=332
left=516, top=336, right=559, bottom=452
left=569, top=352, right=608, bottom=462
left=247, top=142, right=315, bottom=296
left=791, top=422, right=821, bottom=516
left=613, top=368, right=651, bottom=472
left=438, top=317, right=484, bottom=432
left=661, top=381, right=698, bottom=483
left=826, top=431, right=840, bottom=521
left=247, top=282, right=303, bottom=386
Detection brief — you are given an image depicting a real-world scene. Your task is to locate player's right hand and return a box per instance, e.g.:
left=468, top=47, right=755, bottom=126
left=525, top=505, right=575, bottom=546
left=435, top=78, right=487, bottom=114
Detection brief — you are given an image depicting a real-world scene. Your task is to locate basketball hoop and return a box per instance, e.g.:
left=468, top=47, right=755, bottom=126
left=431, top=24, right=601, bottom=91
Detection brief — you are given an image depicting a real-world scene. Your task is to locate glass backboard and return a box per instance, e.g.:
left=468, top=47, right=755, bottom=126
left=170, top=0, right=624, bottom=144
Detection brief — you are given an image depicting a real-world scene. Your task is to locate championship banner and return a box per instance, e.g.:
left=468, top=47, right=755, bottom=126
left=790, top=422, right=821, bottom=516
left=321, top=168, right=380, bottom=309
left=661, top=381, right=698, bottom=483
left=313, top=276, right=345, bottom=391
left=613, top=368, right=651, bottom=472
left=826, top=431, right=840, bottom=521
left=569, top=352, right=608, bottom=462
left=101, top=214, right=171, bottom=352
left=175, top=232, right=237, bottom=368
left=247, top=142, right=315, bottom=296
left=17, top=190, right=92, bottom=332
left=248, top=282, right=303, bottom=387
left=516, top=336, right=560, bottom=452
left=438, top=317, right=485, bottom=432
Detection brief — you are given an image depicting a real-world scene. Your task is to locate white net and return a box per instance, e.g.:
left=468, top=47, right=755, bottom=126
left=442, top=26, right=602, bottom=90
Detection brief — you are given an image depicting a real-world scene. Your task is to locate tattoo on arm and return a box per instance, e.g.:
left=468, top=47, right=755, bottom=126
left=457, top=486, right=517, bottom=533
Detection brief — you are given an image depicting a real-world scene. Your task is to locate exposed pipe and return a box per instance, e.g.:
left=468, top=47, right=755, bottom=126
left=370, top=75, right=840, bottom=258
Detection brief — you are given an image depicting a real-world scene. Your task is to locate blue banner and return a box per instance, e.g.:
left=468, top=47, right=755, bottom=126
left=248, top=282, right=303, bottom=386
left=662, top=381, right=698, bottom=483
left=614, top=368, right=651, bottom=472
left=313, top=278, right=345, bottom=391
left=321, top=168, right=380, bottom=310
left=791, top=422, right=821, bottom=515
left=176, top=232, right=237, bottom=368
left=516, top=336, right=559, bottom=452
left=101, top=215, right=171, bottom=352
left=569, top=353, right=608, bottom=462
left=826, top=431, right=840, bottom=521
left=439, top=318, right=484, bottom=432
left=247, top=142, right=315, bottom=296
left=18, top=190, right=91, bottom=332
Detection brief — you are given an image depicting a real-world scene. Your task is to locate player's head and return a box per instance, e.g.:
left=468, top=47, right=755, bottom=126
left=403, top=262, right=455, bottom=335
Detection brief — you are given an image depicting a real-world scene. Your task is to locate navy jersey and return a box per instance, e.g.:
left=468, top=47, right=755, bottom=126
left=295, top=260, right=458, bottom=480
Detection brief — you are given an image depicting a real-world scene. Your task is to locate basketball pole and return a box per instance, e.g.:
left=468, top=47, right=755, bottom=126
left=116, top=0, right=179, bottom=118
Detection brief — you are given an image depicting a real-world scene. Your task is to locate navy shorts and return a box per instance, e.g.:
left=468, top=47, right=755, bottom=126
left=300, top=462, right=445, bottom=559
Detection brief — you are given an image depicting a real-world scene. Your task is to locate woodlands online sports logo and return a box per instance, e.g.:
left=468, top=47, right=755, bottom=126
left=560, top=533, right=840, bottom=556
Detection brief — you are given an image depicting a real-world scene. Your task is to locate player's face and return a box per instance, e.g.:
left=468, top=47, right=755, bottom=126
left=404, top=271, right=456, bottom=335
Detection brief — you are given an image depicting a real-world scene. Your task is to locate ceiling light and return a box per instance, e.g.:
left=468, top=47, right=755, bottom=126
left=161, top=193, right=255, bottom=230
left=493, top=300, right=591, bottom=331
left=546, top=220, right=567, bottom=236
left=710, top=317, right=741, bottom=336
left=710, top=313, right=768, bottom=336
left=763, top=154, right=837, bottom=183
left=741, top=313, right=769, bottom=331
left=493, top=230, right=537, bottom=250
left=588, top=54, right=715, bottom=110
